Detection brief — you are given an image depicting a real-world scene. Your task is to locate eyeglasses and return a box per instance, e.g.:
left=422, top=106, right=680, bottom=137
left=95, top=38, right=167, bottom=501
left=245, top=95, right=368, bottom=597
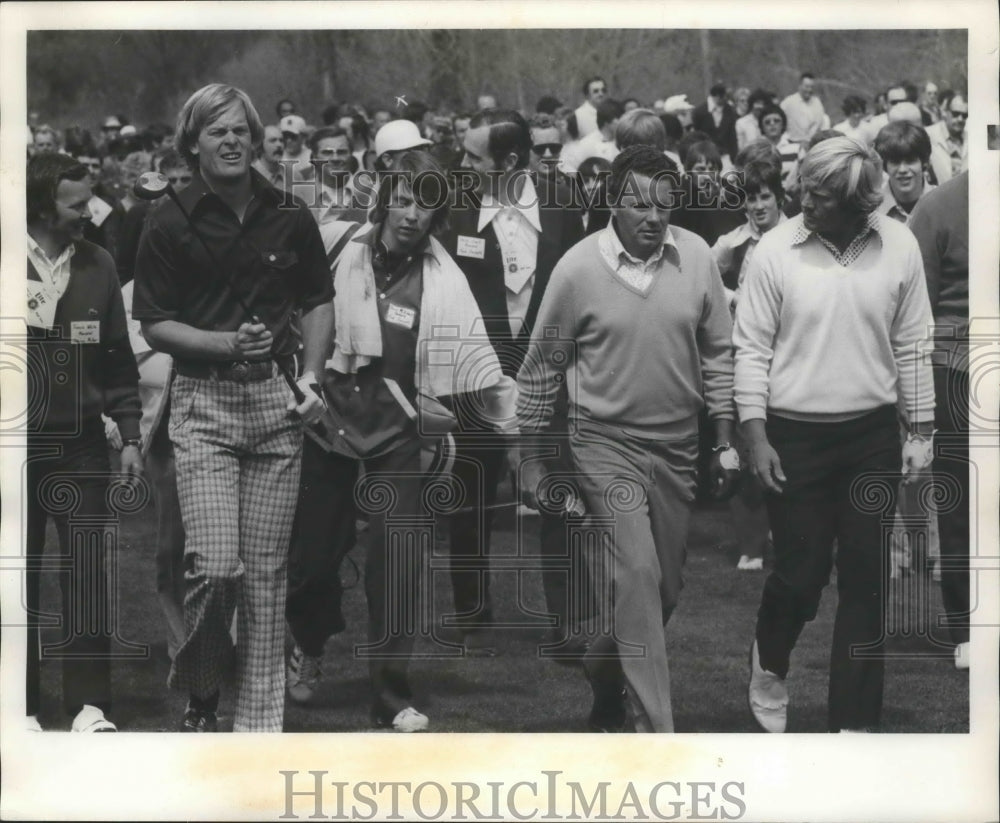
left=166, top=174, right=192, bottom=186
left=315, top=148, right=351, bottom=157
left=948, top=110, right=969, bottom=119
left=761, top=117, right=784, bottom=126
left=888, top=98, right=907, bottom=106
left=282, top=132, right=299, bottom=140
left=531, top=143, right=562, bottom=156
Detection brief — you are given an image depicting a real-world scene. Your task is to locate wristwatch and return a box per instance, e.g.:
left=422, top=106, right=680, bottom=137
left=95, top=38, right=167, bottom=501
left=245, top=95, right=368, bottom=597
left=122, top=438, right=142, bottom=450
left=711, top=442, right=741, bottom=471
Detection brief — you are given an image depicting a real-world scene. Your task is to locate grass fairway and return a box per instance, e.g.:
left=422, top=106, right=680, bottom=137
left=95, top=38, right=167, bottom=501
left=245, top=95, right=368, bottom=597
left=34, top=492, right=968, bottom=733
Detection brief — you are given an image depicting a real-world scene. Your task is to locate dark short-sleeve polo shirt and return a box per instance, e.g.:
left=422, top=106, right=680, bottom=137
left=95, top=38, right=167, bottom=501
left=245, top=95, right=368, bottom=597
left=132, top=169, right=333, bottom=359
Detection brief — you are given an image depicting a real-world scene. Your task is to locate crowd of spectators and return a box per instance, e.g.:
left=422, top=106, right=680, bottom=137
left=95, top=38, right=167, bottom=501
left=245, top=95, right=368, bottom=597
left=27, top=73, right=968, bottom=264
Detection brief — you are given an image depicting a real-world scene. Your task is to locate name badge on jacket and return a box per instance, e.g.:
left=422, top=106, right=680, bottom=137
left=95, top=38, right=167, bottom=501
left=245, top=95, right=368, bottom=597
left=384, top=303, right=416, bottom=329
left=456, top=235, right=486, bottom=259
left=71, top=321, right=100, bottom=344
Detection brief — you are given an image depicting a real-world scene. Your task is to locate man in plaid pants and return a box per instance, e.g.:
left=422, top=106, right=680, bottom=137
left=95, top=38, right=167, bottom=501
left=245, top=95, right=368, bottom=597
left=133, top=84, right=333, bottom=732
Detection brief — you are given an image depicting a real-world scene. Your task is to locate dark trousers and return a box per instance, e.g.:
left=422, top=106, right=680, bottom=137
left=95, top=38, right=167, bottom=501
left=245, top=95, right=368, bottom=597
left=534, top=437, right=598, bottom=636
left=360, top=437, right=426, bottom=711
left=933, top=365, right=970, bottom=645
left=25, top=420, right=113, bottom=717
left=446, top=393, right=595, bottom=637
left=447, top=427, right=505, bottom=630
left=756, top=406, right=900, bottom=732
left=730, top=427, right=771, bottom=559
left=286, top=437, right=359, bottom=657
left=148, top=421, right=187, bottom=661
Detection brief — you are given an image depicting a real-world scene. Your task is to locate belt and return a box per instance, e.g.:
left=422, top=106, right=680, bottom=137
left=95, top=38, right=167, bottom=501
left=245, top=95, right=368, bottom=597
left=174, top=356, right=294, bottom=383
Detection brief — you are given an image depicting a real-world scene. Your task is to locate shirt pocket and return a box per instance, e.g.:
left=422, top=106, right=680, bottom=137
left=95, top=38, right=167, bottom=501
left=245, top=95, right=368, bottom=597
left=260, top=249, right=299, bottom=298
left=261, top=250, right=299, bottom=270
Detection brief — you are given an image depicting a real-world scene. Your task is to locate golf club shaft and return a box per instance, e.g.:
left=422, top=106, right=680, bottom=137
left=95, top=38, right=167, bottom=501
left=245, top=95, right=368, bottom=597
left=449, top=499, right=586, bottom=516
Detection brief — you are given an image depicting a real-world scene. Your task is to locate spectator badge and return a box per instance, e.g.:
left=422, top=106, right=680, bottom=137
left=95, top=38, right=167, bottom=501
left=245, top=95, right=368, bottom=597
left=70, top=320, right=100, bottom=344
left=385, top=303, right=416, bottom=329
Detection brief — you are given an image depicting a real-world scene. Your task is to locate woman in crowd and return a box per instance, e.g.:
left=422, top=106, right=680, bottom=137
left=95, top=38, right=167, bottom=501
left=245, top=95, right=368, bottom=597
left=736, top=89, right=772, bottom=152
left=672, top=138, right=745, bottom=246
left=833, top=95, right=869, bottom=142
left=733, top=87, right=751, bottom=118
left=758, top=104, right=800, bottom=195
left=339, top=109, right=375, bottom=171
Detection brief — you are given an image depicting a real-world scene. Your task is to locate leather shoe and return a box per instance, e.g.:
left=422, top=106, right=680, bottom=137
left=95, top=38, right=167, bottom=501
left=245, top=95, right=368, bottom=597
left=583, top=661, right=628, bottom=732
left=180, top=705, right=218, bottom=732
left=747, top=640, right=787, bottom=733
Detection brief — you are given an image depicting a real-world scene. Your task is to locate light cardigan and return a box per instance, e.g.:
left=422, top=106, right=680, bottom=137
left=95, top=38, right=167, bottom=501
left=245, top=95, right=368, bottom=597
left=732, top=214, right=935, bottom=424
left=329, top=223, right=516, bottom=429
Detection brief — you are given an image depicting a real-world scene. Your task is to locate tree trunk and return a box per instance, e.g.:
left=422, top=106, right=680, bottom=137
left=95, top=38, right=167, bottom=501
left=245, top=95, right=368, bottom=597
left=699, top=29, right=712, bottom=98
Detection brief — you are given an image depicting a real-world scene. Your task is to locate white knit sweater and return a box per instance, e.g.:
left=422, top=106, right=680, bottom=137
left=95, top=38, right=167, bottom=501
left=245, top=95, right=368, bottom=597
left=733, top=214, right=935, bottom=424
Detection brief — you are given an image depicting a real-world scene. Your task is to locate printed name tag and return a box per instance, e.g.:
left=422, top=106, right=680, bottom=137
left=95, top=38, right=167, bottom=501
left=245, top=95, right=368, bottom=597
left=71, top=320, right=100, bottom=344
left=384, top=303, right=416, bottom=329
left=456, top=235, right=486, bottom=259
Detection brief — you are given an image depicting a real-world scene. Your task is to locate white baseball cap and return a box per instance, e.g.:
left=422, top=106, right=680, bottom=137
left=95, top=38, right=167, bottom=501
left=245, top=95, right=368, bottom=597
left=119, top=124, right=137, bottom=137
left=280, top=114, right=307, bottom=135
left=374, top=119, right=432, bottom=158
left=662, top=94, right=694, bottom=114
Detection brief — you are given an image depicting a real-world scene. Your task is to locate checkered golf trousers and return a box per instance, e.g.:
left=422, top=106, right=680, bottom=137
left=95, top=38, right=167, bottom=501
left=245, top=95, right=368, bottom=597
left=167, top=373, right=302, bottom=732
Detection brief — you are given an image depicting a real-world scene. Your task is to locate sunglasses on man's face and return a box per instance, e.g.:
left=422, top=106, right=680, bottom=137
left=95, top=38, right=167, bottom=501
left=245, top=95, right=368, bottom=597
left=532, top=143, right=562, bottom=156
left=948, top=109, right=968, bottom=119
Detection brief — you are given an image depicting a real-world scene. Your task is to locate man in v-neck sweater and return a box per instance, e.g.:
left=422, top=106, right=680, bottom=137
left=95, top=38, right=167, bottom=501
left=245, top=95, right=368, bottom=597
left=517, top=146, right=737, bottom=732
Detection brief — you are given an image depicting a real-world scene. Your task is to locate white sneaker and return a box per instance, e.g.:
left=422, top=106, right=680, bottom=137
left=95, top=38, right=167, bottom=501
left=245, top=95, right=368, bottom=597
left=391, top=706, right=429, bottom=732
left=25, top=714, right=43, bottom=732
left=954, top=642, right=969, bottom=670
left=71, top=704, right=116, bottom=732
left=287, top=645, right=323, bottom=704
left=748, top=640, right=788, bottom=733
left=737, top=555, right=764, bottom=571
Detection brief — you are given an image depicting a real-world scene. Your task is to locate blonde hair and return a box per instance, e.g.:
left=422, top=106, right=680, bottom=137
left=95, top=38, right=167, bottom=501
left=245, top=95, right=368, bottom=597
left=175, top=83, right=264, bottom=166
left=798, top=136, right=883, bottom=215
